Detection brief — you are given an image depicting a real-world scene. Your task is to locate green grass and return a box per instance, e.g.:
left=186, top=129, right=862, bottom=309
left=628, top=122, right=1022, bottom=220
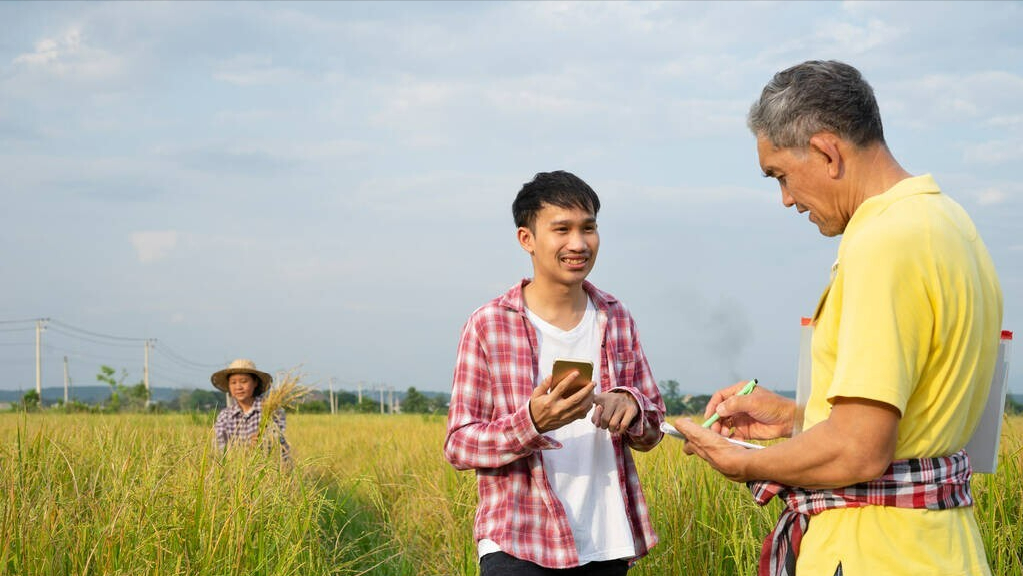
left=1, top=413, right=1020, bottom=575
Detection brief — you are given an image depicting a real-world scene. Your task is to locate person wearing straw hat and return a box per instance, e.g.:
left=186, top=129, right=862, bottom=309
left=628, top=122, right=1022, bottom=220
left=211, top=358, right=290, bottom=458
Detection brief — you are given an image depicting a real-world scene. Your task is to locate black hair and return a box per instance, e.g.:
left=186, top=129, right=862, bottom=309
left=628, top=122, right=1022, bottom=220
left=512, top=170, right=601, bottom=230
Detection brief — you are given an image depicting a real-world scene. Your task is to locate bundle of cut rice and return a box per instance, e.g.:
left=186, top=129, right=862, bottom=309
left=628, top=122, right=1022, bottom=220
left=257, top=367, right=312, bottom=442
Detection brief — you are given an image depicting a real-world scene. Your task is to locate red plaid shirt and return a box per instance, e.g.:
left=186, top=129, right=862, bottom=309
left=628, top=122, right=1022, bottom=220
left=748, top=450, right=974, bottom=576
left=444, top=279, right=665, bottom=569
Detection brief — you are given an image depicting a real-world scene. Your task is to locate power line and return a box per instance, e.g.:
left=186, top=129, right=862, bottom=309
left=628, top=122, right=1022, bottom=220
left=151, top=341, right=224, bottom=370
left=42, top=344, right=140, bottom=366
left=2, top=317, right=225, bottom=387
left=46, top=326, right=140, bottom=349
left=48, top=319, right=146, bottom=343
left=149, top=358, right=210, bottom=382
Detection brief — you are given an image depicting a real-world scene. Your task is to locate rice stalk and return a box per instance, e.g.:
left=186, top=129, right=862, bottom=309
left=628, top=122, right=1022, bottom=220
left=257, top=368, right=313, bottom=444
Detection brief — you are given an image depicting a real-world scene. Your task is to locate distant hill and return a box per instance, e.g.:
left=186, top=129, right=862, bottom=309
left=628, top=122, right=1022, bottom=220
left=0, top=386, right=187, bottom=404
left=0, top=386, right=451, bottom=406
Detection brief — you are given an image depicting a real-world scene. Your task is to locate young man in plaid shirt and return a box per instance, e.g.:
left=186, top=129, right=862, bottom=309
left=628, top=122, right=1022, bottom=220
left=444, top=171, right=666, bottom=575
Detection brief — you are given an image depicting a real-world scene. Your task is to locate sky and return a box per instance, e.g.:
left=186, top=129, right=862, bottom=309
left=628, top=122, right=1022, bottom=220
left=1, top=1, right=1021, bottom=399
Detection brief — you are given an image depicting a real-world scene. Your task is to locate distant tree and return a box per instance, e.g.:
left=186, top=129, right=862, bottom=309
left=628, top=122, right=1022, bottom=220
left=681, top=394, right=713, bottom=416
left=21, top=389, right=40, bottom=411
left=64, top=399, right=94, bottom=413
left=427, top=394, right=449, bottom=414
left=334, top=391, right=357, bottom=408
left=176, top=389, right=225, bottom=411
left=124, top=382, right=150, bottom=411
left=96, top=365, right=125, bottom=411
left=296, top=399, right=330, bottom=413
left=355, top=396, right=379, bottom=414
left=402, top=387, right=430, bottom=414
left=1007, top=395, right=1023, bottom=416
left=94, top=365, right=149, bottom=412
left=659, top=380, right=685, bottom=415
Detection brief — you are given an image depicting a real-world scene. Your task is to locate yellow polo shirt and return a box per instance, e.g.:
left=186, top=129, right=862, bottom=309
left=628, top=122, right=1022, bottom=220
left=799, top=174, right=1002, bottom=575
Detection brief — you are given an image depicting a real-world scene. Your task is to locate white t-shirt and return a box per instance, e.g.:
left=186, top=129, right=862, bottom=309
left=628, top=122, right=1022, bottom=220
left=479, top=298, right=636, bottom=564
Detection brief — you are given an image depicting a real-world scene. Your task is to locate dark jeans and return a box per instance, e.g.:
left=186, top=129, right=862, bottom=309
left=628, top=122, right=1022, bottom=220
left=480, top=552, right=629, bottom=576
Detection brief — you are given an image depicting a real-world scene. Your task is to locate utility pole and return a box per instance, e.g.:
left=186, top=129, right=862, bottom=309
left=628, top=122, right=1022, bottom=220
left=143, top=339, right=151, bottom=392
left=35, top=319, right=47, bottom=397
left=388, top=386, right=395, bottom=414
left=379, top=384, right=385, bottom=414
left=329, top=377, right=336, bottom=415
left=63, top=355, right=70, bottom=405
left=358, top=381, right=363, bottom=404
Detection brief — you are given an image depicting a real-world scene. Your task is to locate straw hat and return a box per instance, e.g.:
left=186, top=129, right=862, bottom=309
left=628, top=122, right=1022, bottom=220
left=211, top=358, right=273, bottom=395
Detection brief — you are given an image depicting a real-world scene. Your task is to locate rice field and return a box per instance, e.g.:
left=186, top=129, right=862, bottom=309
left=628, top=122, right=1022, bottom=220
left=1, top=412, right=1021, bottom=575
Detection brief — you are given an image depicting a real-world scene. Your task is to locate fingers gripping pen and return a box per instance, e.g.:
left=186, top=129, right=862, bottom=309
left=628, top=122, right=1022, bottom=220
left=702, top=378, right=758, bottom=428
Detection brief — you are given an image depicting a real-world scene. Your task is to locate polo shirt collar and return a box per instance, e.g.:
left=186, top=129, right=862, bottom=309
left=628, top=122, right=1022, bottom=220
left=844, top=173, right=940, bottom=239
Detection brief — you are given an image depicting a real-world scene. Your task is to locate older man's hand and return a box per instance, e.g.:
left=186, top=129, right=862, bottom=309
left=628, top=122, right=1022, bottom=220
left=673, top=417, right=754, bottom=482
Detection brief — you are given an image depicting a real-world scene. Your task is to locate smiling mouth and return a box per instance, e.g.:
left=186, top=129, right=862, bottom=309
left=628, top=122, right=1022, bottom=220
left=561, top=255, right=589, bottom=268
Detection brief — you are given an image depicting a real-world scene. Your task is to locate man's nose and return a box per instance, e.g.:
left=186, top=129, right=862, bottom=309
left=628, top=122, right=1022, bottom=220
left=781, top=189, right=795, bottom=208
left=566, top=230, right=587, bottom=250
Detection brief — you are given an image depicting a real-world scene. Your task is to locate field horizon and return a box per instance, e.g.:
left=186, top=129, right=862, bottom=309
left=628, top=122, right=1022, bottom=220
left=2, top=412, right=1021, bottom=575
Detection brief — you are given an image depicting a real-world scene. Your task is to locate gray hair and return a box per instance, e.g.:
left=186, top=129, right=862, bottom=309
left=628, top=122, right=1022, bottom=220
left=747, top=60, right=885, bottom=149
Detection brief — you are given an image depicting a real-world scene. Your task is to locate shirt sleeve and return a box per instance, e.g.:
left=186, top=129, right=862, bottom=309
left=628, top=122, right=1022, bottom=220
left=608, top=313, right=666, bottom=451
left=213, top=409, right=229, bottom=451
left=273, top=408, right=291, bottom=461
left=443, top=316, right=560, bottom=471
left=827, top=225, right=931, bottom=414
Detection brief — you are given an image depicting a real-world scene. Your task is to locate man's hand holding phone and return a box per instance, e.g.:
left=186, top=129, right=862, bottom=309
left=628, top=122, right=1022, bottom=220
left=529, top=359, right=595, bottom=433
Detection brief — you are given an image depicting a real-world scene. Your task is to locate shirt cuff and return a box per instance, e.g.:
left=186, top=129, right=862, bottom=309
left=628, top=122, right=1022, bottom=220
left=608, top=386, right=647, bottom=437
left=511, top=400, right=563, bottom=451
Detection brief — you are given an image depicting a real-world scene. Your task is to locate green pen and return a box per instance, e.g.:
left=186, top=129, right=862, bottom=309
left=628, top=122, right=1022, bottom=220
left=702, top=378, right=758, bottom=428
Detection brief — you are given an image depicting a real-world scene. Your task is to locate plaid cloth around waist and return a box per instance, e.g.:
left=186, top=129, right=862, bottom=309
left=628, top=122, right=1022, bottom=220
left=747, top=449, right=973, bottom=576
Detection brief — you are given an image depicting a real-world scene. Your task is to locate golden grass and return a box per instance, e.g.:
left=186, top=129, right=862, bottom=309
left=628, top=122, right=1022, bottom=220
left=1, top=412, right=1020, bottom=576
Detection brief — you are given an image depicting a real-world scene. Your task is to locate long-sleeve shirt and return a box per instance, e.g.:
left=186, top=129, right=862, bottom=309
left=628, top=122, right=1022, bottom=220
left=213, top=396, right=291, bottom=459
left=444, top=279, right=665, bottom=569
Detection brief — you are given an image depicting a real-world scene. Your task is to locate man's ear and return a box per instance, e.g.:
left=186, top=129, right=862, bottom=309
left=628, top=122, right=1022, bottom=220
left=809, top=132, right=844, bottom=179
left=517, top=226, right=535, bottom=255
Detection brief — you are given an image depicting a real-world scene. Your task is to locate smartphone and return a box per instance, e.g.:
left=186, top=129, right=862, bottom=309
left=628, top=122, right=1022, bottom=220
left=551, top=358, right=594, bottom=395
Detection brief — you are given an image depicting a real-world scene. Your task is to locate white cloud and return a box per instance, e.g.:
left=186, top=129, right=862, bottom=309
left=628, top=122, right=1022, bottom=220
left=371, top=78, right=463, bottom=119
left=986, top=115, right=1023, bottom=129
left=602, top=181, right=776, bottom=208
left=975, top=187, right=1008, bottom=206
left=131, top=231, right=179, bottom=263
left=12, top=26, right=124, bottom=80
left=487, top=88, right=598, bottom=116
left=963, top=139, right=1023, bottom=167
left=816, top=18, right=900, bottom=54
left=889, top=72, right=1023, bottom=126
left=212, top=54, right=305, bottom=86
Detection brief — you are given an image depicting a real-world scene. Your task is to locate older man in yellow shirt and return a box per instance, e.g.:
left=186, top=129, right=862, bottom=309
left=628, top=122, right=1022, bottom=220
left=675, top=60, right=1002, bottom=576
